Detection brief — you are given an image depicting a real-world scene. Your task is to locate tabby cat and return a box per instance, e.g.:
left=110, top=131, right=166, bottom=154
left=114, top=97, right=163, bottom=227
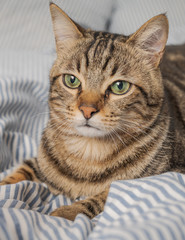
left=1, top=3, right=185, bottom=221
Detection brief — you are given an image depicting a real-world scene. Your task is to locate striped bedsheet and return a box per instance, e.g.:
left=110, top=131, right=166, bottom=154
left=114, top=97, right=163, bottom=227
left=0, top=171, right=185, bottom=240
left=1, top=0, right=185, bottom=239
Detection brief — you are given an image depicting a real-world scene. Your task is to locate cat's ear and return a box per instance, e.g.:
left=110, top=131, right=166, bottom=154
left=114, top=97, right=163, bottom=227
left=50, top=3, right=83, bottom=51
left=127, top=14, right=169, bottom=67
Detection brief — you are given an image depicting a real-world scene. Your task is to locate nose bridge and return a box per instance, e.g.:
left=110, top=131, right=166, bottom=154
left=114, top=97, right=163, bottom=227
left=78, top=91, right=102, bottom=119
left=78, top=91, right=101, bottom=108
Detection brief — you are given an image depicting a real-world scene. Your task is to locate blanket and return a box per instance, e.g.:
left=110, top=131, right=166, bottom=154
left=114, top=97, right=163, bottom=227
left=0, top=171, right=185, bottom=239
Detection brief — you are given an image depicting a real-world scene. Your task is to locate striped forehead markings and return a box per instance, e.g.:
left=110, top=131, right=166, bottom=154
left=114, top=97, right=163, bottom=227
left=84, top=32, right=118, bottom=70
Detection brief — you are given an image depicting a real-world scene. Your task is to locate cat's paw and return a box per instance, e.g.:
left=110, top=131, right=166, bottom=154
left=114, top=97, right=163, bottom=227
left=50, top=195, right=106, bottom=220
left=50, top=205, right=81, bottom=221
left=0, top=177, right=17, bottom=185
left=0, top=180, right=11, bottom=185
left=50, top=203, right=91, bottom=221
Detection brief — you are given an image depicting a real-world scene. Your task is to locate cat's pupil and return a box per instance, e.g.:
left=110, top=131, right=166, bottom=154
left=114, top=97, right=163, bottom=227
left=117, top=81, right=123, bottom=90
left=70, top=76, right=75, bottom=84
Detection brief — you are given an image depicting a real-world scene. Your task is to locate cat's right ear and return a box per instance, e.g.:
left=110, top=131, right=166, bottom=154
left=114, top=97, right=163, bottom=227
left=50, top=3, right=83, bottom=51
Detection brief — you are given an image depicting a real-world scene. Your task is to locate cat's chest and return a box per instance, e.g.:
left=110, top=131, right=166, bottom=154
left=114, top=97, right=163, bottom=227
left=63, top=136, right=114, bottom=162
left=40, top=136, right=118, bottom=197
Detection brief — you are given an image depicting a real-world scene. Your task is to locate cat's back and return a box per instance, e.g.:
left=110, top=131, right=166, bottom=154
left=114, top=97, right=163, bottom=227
left=162, top=44, right=185, bottom=86
left=161, top=44, right=185, bottom=119
left=161, top=44, right=185, bottom=165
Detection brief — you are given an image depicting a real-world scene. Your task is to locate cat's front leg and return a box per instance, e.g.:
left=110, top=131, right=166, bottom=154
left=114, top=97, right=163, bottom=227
left=50, top=189, right=109, bottom=221
left=0, top=158, right=39, bottom=185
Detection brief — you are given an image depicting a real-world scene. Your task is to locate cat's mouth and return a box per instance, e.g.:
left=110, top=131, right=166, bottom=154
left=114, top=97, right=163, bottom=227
left=83, top=123, right=100, bottom=131
left=76, top=122, right=105, bottom=137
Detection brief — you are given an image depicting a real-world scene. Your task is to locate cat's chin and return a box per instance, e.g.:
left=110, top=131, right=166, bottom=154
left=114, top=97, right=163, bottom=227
left=75, top=126, right=106, bottom=138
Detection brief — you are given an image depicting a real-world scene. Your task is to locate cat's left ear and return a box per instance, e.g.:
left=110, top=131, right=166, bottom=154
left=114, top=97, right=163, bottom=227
left=50, top=3, right=84, bottom=51
left=127, top=14, right=169, bottom=67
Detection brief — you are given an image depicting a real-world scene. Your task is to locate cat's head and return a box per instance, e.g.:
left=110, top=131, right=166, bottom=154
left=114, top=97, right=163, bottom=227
left=49, top=4, right=168, bottom=139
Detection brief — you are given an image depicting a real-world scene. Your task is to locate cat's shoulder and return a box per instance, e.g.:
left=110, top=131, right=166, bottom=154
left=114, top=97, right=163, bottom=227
left=161, top=44, right=185, bottom=71
left=161, top=44, right=185, bottom=82
left=161, top=44, right=185, bottom=122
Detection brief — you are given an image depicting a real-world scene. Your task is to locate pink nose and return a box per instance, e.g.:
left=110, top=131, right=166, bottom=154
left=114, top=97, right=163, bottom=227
left=79, top=105, right=98, bottom=119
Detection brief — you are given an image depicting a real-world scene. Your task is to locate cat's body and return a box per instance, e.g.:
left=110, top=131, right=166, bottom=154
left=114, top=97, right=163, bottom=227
left=161, top=45, right=185, bottom=169
left=1, top=4, right=185, bottom=220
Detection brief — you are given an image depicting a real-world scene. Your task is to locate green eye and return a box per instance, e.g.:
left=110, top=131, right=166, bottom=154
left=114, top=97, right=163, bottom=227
left=110, top=81, right=131, bottom=95
left=63, top=74, right=81, bottom=89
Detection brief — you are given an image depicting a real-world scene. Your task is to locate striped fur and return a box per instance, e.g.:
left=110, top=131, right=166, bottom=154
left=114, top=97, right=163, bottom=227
left=1, top=4, right=185, bottom=220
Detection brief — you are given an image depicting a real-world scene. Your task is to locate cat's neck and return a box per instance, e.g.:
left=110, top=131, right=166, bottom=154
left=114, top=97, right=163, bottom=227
left=61, top=135, right=115, bottom=162
left=45, top=119, right=120, bottom=162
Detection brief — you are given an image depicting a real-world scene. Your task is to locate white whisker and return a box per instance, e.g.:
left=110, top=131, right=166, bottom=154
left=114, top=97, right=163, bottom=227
left=111, top=128, right=126, bottom=148
left=108, top=130, right=119, bottom=153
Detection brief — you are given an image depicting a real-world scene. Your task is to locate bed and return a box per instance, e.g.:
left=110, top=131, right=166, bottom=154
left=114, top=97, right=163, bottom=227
left=1, top=0, right=185, bottom=239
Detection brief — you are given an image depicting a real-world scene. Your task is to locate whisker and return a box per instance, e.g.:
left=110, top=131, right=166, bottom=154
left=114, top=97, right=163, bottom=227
left=111, top=128, right=126, bottom=148
left=107, top=131, right=119, bottom=153
left=120, top=118, right=171, bottom=140
left=115, top=125, right=146, bottom=146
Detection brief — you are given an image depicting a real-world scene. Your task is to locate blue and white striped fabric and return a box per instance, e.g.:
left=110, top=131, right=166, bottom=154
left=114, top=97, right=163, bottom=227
left=1, top=0, right=185, bottom=239
left=89, top=173, right=185, bottom=240
left=0, top=171, right=185, bottom=239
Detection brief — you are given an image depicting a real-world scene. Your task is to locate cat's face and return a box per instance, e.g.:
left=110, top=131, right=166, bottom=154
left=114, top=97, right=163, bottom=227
left=49, top=4, right=168, bottom=139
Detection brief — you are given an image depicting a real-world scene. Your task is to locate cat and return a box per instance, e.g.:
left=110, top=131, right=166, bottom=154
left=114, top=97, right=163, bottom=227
left=1, top=3, right=185, bottom=221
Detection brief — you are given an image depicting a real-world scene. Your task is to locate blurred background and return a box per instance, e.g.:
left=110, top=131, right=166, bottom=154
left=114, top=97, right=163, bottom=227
left=0, top=0, right=185, bottom=53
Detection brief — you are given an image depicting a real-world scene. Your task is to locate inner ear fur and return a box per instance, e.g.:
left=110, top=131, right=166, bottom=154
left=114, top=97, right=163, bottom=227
left=50, top=3, right=84, bottom=51
left=127, top=14, right=169, bottom=67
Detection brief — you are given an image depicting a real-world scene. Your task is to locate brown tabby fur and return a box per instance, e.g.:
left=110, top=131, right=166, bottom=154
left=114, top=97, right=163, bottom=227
left=1, top=4, right=185, bottom=221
